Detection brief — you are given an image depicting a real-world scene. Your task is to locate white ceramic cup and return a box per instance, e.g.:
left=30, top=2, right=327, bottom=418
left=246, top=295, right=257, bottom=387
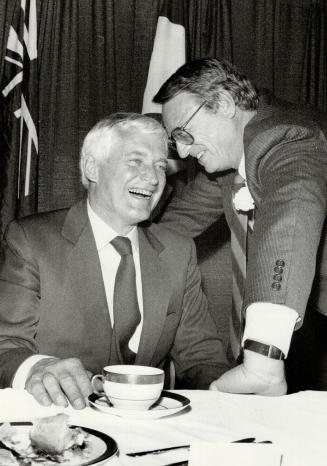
left=91, top=365, right=164, bottom=410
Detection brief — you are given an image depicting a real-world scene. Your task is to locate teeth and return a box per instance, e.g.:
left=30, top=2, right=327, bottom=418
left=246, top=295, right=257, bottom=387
left=196, top=151, right=205, bottom=160
left=129, top=188, right=152, bottom=198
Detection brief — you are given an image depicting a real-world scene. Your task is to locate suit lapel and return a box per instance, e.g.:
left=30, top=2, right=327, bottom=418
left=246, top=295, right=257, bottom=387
left=61, top=205, right=171, bottom=366
left=243, top=97, right=277, bottom=207
left=135, top=227, right=170, bottom=365
left=61, top=201, right=113, bottom=365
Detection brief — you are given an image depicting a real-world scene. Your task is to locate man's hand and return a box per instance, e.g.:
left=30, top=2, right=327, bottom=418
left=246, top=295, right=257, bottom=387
left=209, top=349, right=287, bottom=396
left=25, top=357, right=93, bottom=409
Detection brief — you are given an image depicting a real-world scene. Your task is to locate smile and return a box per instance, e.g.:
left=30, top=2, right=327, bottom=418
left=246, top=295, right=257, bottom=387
left=196, top=150, right=205, bottom=160
left=128, top=188, right=153, bottom=199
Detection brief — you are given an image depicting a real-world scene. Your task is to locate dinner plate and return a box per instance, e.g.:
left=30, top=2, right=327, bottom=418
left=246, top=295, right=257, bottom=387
left=88, top=390, right=190, bottom=419
left=0, top=422, right=118, bottom=465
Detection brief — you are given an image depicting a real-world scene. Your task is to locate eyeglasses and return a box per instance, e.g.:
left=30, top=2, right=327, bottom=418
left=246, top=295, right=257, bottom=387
left=170, top=100, right=207, bottom=146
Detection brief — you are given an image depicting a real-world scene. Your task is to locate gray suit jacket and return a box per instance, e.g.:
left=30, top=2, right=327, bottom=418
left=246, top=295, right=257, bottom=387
left=0, top=200, right=228, bottom=388
left=160, top=92, right=327, bottom=325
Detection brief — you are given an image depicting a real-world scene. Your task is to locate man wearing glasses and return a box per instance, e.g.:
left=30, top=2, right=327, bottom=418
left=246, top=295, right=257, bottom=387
left=154, top=57, right=327, bottom=395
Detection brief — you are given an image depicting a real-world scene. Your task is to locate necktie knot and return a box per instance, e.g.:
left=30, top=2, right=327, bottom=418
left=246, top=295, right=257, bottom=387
left=111, top=236, right=133, bottom=256
left=234, top=172, right=246, bottom=191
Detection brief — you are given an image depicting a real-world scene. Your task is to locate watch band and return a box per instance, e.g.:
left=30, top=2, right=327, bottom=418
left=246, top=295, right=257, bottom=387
left=243, top=339, right=285, bottom=360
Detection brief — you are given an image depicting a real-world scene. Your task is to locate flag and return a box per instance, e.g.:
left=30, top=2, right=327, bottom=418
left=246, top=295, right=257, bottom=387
left=142, top=1, right=186, bottom=176
left=1, top=0, right=38, bottom=220
left=142, top=1, right=186, bottom=114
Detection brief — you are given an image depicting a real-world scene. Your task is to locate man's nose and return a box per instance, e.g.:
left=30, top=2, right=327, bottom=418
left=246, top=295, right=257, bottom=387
left=176, top=142, right=190, bottom=159
left=141, top=165, right=159, bottom=184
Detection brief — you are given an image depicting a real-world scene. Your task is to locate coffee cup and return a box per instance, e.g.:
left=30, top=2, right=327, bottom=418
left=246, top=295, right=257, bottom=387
left=91, top=365, right=164, bottom=410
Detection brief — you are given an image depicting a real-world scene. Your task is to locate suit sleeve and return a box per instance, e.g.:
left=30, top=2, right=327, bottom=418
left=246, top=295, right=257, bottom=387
left=244, top=125, right=327, bottom=323
left=158, top=169, right=225, bottom=237
left=0, top=221, right=40, bottom=387
left=170, top=240, right=229, bottom=388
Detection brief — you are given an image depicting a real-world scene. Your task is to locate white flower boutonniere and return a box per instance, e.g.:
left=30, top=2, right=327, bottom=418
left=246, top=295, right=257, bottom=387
left=233, top=185, right=255, bottom=212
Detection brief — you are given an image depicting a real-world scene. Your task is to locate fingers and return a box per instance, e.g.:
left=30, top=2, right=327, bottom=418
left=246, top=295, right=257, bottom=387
left=26, top=374, right=53, bottom=407
left=42, top=372, right=69, bottom=407
left=26, top=357, right=92, bottom=409
left=62, top=364, right=93, bottom=408
left=59, top=372, right=86, bottom=409
left=73, top=366, right=93, bottom=399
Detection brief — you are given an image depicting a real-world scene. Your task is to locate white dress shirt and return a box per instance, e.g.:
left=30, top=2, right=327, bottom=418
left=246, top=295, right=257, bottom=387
left=238, top=155, right=299, bottom=356
left=12, top=202, right=144, bottom=388
left=87, top=202, right=144, bottom=353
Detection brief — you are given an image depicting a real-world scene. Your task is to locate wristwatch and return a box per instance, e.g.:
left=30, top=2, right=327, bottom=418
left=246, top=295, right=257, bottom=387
left=243, top=339, right=285, bottom=360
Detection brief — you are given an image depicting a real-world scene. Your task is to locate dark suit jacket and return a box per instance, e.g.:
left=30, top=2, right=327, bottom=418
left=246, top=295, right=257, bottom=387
left=160, top=91, right=327, bottom=325
left=0, top=200, right=228, bottom=388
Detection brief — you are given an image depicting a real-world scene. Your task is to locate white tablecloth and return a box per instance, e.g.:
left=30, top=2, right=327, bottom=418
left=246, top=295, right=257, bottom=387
left=1, top=388, right=327, bottom=465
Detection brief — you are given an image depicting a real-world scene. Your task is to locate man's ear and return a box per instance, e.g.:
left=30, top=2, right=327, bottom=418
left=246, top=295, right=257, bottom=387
left=83, top=155, right=99, bottom=183
left=213, top=91, right=236, bottom=118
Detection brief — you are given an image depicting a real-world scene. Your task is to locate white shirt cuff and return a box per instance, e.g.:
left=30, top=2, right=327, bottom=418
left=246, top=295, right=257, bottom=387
left=12, top=355, right=53, bottom=389
left=242, top=303, right=300, bottom=357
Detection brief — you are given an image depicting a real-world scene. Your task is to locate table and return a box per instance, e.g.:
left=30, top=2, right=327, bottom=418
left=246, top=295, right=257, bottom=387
left=1, top=388, right=327, bottom=465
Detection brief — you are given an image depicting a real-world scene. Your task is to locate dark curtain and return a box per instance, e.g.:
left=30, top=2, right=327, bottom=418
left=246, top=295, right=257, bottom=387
left=0, top=0, right=161, bottom=229
left=37, top=0, right=161, bottom=212
left=0, top=0, right=326, bottom=229
left=184, top=0, right=327, bottom=110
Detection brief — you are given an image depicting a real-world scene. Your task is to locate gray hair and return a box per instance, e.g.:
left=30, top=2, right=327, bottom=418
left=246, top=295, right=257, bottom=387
left=153, top=57, right=259, bottom=111
left=80, top=112, right=168, bottom=189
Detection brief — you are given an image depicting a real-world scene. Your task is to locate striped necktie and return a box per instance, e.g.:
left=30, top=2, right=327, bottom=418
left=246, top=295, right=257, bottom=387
left=229, top=174, right=254, bottom=360
left=111, top=236, right=141, bottom=364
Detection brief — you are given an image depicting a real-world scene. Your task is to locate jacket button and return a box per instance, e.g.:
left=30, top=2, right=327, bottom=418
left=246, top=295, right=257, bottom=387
left=273, top=274, right=282, bottom=281
left=274, top=266, right=283, bottom=274
left=276, top=259, right=285, bottom=267
left=272, top=282, right=281, bottom=290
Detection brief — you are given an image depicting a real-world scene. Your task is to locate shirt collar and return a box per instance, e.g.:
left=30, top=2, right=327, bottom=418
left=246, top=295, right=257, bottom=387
left=87, top=200, right=139, bottom=252
left=238, top=154, right=246, bottom=181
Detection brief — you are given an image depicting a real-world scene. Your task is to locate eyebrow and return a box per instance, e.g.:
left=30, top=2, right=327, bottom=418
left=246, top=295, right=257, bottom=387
left=125, top=152, right=168, bottom=162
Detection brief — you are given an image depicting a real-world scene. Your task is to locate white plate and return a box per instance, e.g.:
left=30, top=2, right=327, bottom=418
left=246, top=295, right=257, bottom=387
left=88, top=390, right=190, bottom=419
left=0, top=422, right=118, bottom=465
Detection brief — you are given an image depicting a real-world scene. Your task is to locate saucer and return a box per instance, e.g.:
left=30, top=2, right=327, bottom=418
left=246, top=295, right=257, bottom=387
left=88, top=390, right=190, bottom=419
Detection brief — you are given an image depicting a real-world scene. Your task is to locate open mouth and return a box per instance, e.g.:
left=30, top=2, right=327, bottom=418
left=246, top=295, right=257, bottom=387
left=196, top=150, right=205, bottom=160
left=128, top=188, right=153, bottom=200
